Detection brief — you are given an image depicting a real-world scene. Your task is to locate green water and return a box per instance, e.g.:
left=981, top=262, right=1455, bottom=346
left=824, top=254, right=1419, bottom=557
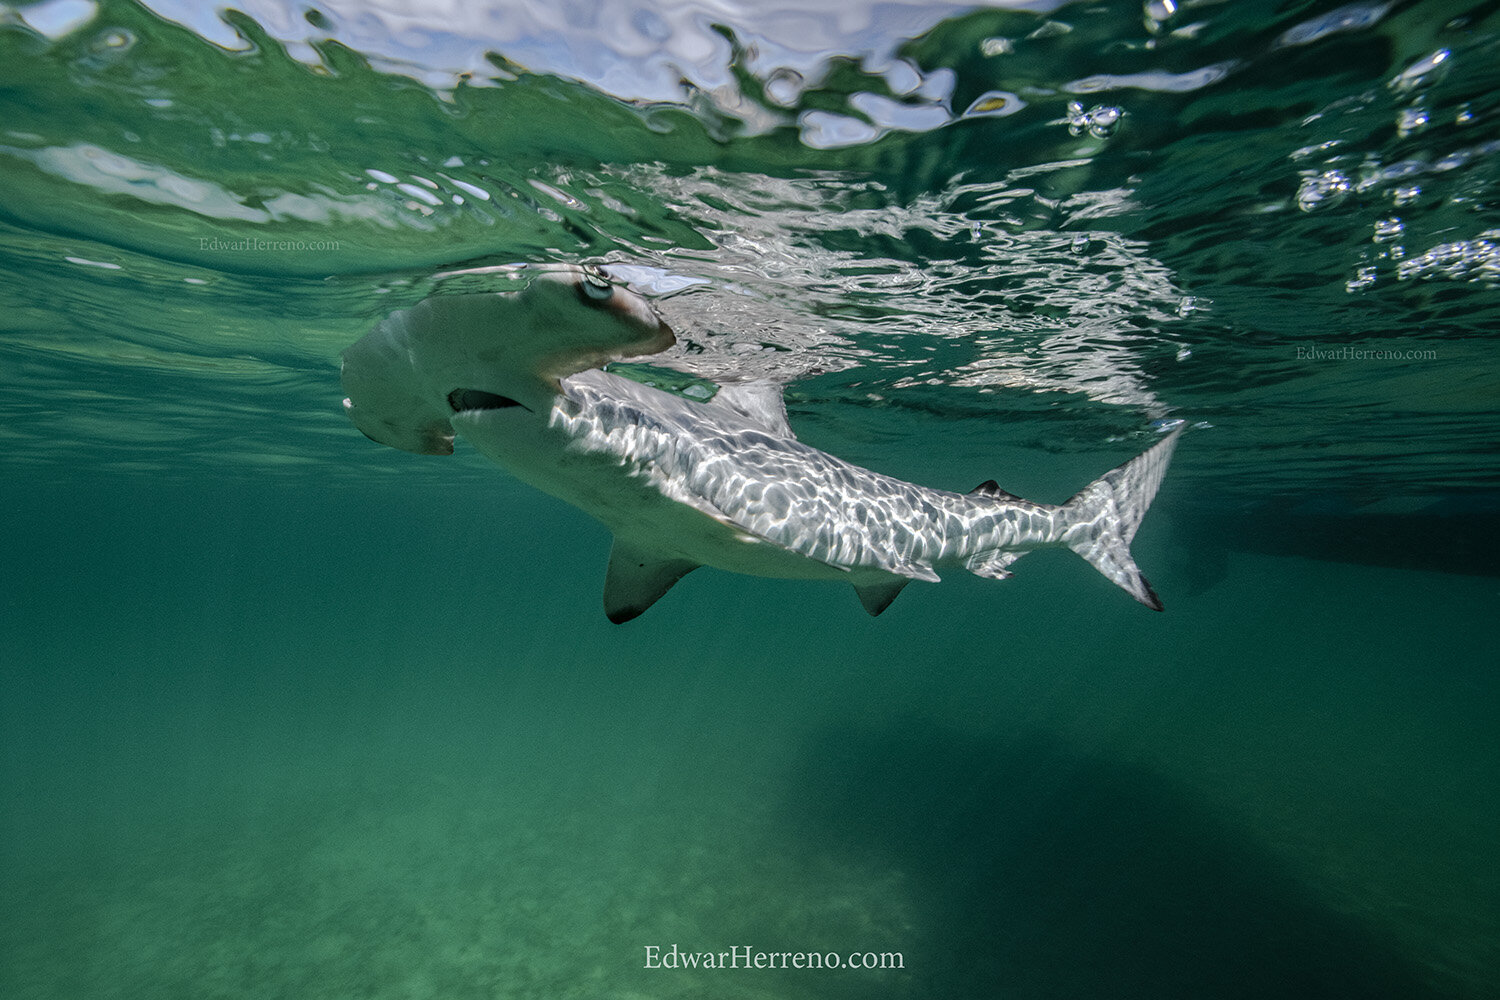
left=2, top=1, right=1498, bottom=998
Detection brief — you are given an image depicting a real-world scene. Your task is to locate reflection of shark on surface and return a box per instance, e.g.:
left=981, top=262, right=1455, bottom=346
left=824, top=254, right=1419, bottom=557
left=341, top=264, right=1182, bottom=622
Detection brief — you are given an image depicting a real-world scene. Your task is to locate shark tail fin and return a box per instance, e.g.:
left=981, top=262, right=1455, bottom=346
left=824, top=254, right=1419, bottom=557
left=1059, top=426, right=1183, bottom=611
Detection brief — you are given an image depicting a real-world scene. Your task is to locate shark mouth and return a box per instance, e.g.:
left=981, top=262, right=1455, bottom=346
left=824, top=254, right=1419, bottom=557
left=448, top=388, right=530, bottom=413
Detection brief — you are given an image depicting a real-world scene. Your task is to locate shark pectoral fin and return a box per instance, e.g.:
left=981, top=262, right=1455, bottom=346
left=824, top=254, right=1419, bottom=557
left=853, top=579, right=909, bottom=617
left=603, top=540, right=699, bottom=624
left=966, top=550, right=1025, bottom=580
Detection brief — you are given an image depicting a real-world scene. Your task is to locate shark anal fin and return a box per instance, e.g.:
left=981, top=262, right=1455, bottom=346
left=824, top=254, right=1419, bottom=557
left=853, top=579, right=909, bottom=617
left=969, top=480, right=1024, bottom=502
left=966, top=550, right=1025, bottom=580
left=604, top=540, right=699, bottom=624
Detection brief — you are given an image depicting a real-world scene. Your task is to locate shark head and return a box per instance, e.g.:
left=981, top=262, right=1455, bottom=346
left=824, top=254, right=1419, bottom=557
left=341, top=264, right=675, bottom=454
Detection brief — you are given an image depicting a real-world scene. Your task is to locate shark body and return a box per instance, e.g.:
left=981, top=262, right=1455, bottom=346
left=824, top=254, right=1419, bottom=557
left=342, top=264, right=1182, bottom=622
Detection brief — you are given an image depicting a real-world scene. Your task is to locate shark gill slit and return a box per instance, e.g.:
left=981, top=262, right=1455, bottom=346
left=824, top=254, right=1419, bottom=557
left=447, top=388, right=529, bottom=413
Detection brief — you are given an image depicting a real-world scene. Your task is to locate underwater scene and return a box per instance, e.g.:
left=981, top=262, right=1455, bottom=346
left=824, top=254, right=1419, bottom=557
left=1, top=0, right=1497, bottom=997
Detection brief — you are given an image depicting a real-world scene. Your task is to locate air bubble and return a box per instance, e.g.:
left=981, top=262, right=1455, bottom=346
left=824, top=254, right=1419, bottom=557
left=1392, top=185, right=1420, bottom=206
left=764, top=68, right=804, bottom=108
left=1396, top=106, right=1429, bottom=138
left=1390, top=48, right=1450, bottom=94
left=1296, top=170, right=1351, bottom=211
left=1144, top=0, right=1176, bottom=34
left=95, top=29, right=136, bottom=52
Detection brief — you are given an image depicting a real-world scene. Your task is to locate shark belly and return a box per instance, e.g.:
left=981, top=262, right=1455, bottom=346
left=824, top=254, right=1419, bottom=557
left=450, top=403, right=869, bottom=584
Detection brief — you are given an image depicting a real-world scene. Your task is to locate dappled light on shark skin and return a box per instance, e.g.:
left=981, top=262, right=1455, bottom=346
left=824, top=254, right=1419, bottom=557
left=341, top=263, right=1183, bottom=623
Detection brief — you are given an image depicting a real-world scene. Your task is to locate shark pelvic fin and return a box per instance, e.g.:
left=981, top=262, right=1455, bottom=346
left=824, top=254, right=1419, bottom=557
left=603, top=540, right=699, bottom=624
left=853, top=579, right=910, bottom=617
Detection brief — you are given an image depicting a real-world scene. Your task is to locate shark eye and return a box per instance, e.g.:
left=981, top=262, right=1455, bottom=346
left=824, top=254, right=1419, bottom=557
left=578, top=271, right=614, bottom=303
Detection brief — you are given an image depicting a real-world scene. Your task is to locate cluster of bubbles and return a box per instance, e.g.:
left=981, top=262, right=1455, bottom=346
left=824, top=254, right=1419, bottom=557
left=1295, top=170, right=1353, bottom=212
left=1396, top=232, right=1500, bottom=286
left=1065, top=102, right=1123, bottom=139
left=1289, top=37, right=1497, bottom=295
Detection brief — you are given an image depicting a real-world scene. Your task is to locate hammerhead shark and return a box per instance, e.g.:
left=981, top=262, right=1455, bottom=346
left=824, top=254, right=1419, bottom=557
left=341, top=264, right=1181, bottom=622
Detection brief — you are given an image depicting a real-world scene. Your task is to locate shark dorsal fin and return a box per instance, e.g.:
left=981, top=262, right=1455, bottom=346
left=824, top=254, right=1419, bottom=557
left=969, top=479, right=1023, bottom=502
left=711, top=382, right=793, bottom=437
left=603, top=539, right=699, bottom=623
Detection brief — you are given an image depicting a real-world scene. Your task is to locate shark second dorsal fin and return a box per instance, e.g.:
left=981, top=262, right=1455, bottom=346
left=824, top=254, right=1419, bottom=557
left=603, top=539, right=699, bottom=624
left=711, top=382, right=794, bottom=437
left=969, top=479, right=1024, bottom=502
